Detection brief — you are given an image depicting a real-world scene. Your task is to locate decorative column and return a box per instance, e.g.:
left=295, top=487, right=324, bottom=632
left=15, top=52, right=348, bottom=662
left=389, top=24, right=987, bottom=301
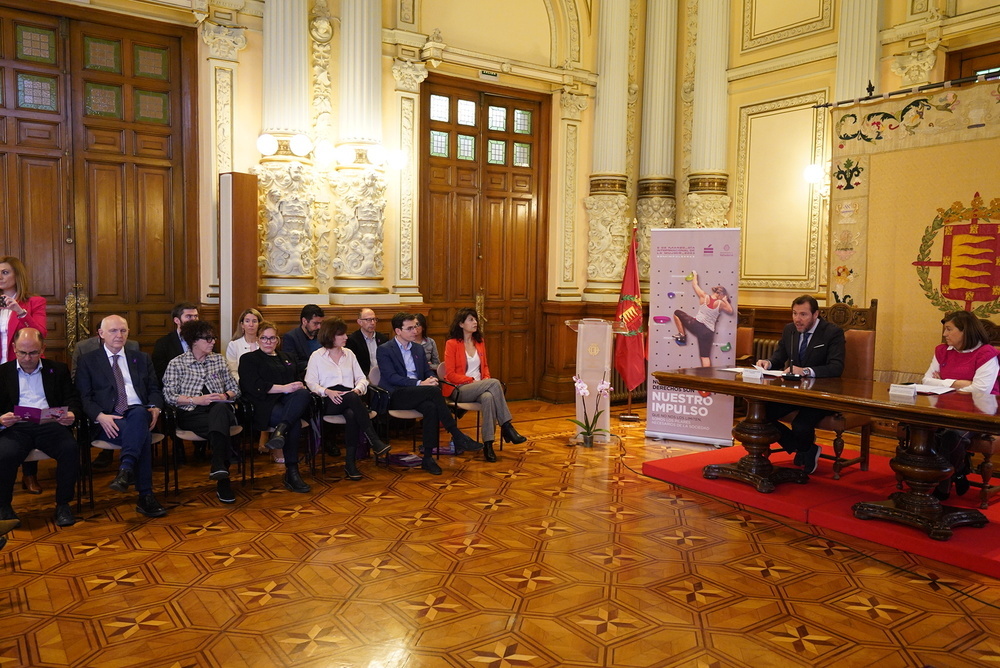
left=330, top=0, right=390, bottom=301
left=554, top=89, right=589, bottom=299
left=584, top=0, right=630, bottom=299
left=391, top=59, right=428, bottom=303
left=685, top=0, right=731, bottom=228
left=637, top=0, right=678, bottom=280
left=835, top=0, right=880, bottom=100
left=254, top=0, right=320, bottom=298
left=200, top=19, right=247, bottom=302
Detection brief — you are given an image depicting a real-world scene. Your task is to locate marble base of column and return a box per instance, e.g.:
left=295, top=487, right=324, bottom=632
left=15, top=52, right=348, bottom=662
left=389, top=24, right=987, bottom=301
left=703, top=397, right=808, bottom=492
left=853, top=423, right=987, bottom=540
left=328, top=277, right=390, bottom=295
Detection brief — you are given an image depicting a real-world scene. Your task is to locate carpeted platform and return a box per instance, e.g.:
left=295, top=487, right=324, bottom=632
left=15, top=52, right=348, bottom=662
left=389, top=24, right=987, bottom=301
left=643, top=447, right=1000, bottom=578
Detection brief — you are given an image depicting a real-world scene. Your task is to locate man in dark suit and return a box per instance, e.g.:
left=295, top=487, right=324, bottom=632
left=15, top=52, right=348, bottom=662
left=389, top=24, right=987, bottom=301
left=346, top=307, right=387, bottom=376
left=0, top=328, right=81, bottom=527
left=375, top=312, right=483, bottom=475
left=74, top=334, right=140, bottom=471
left=152, top=302, right=199, bottom=381
left=76, top=315, right=167, bottom=518
left=756, top=295, right=846, bottom=474
left=282, top=304, right=324, bottom=378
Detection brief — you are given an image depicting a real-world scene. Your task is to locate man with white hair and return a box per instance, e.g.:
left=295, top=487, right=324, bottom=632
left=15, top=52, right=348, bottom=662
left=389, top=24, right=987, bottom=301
left=76, top=315, right=167, bottom=518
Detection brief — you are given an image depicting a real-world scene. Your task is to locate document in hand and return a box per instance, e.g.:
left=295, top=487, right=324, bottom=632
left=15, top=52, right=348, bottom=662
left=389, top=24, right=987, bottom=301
left=13, top=405, right=69, bottom=423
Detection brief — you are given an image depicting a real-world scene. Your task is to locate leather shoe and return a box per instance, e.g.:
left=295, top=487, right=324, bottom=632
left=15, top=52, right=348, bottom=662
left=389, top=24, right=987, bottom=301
left=135, top=494, right=168, bottom=518
left=0, top=505, right=21, bottom=528
left=0, top=518, right=18, bottom=539
left=284, top=467, right=312, bottom=493
left=266, top=422, right=287, bottom=450
left=109, top=468, right=135, bottom=493
left=483, top=441, right=497, bottom=463
left=91, top=449, right=115, bottom=471
left=54, top=504, right=76, bottom=527
left=955, top=474, right=971, bottom=497
left=421, top=456, right=442, bottom=475
left=217, top=478, right=236, bottom=504
left=500, top=421, right=527, bottom=445
left=453, top=433, right=484, bottom=454
left=21, top=475, right=42, bottom=494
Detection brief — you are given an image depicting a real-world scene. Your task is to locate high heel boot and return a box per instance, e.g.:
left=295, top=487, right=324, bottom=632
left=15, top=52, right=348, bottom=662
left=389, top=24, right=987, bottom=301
left=364, top=427, right=391, bottom=457
left=344, top=446, right=362, bottom=481
left=500, top=421, right=526, bottom=444
left=482, top=441, right=497, bottom=463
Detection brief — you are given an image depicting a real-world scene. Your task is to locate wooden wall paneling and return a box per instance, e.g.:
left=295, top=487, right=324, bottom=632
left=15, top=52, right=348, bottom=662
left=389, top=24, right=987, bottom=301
left=135, top=165, right=171, bottom=301
left=222, top=171, right=260, bottom=326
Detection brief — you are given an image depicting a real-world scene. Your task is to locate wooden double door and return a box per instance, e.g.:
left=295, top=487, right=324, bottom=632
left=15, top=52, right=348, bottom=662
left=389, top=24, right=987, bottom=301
left=0, top=1, right=196, bottom=361
left=419, top=75, right=549, bottom=399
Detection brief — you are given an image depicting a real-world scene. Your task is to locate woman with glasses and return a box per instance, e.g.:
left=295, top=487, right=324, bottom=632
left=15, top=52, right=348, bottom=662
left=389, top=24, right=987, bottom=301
left=0, top=256, right=49, bottom=494
left=162, top=320, right=242, bottom=503
left=238, top=321, right=312, bottom=493
left=306, top=317, right=389, bottom=481
left=413, top=313, right=440, bottom=367
left=443, top=308, right=526, bottom=462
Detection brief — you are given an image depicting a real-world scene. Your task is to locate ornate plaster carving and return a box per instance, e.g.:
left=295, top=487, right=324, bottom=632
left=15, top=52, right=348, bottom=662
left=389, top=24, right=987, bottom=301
left=214, top=67, right=233, bottom=173
left=392, top=59, right=429, bottom=93
left=311, top=0, right=334, bottom=140
left=399, top=0, right=415, bottom=25
left=200, top=21, right=247, bottom=61
left=398, top=96, right=416, bottom=280
left=676, top=0, right=697, bottom=226
left=332, top=170, right=387, bottom=279
left=685, top=192, right=731, bottom=228
left=252, top=162, right=318, bottom=280
left=891, top=42, right=938, bottom=86
left=584, top=194, right=629, bottom=281
left=562, top=123, right=579, bottom=284
left=625, top=0, right=639, bottom=203
left=742, top=0, right=833, bottom=52
left=560, top=89, right=588, bottom=121
left=636, top=197, right=675, bottom=277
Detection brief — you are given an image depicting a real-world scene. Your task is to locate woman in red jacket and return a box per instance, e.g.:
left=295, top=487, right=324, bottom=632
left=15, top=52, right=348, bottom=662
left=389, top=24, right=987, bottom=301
left=443, top=308, right=525, bottom=462
left=0, top=257, right=48, bottom=493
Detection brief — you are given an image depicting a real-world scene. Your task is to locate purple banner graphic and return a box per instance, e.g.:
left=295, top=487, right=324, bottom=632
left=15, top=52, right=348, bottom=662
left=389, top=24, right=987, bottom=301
left=647, top=228, right=741, bottom=446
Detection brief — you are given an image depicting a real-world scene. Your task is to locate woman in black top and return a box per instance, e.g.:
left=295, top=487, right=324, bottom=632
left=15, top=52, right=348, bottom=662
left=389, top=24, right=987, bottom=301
left=238, top=320, right=313, bottom=493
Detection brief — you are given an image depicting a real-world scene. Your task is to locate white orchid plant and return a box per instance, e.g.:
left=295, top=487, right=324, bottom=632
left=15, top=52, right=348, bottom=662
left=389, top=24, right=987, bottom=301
left=570, top=374, right=613, bottom=442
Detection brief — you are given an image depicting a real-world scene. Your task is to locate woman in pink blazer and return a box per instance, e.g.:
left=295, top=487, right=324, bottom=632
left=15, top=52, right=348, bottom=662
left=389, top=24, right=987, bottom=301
left=0, top=257, right=49, bottom=493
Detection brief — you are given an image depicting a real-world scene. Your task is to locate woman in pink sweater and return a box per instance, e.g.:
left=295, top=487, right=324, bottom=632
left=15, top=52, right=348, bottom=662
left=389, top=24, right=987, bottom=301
left=922, top=310, right=999, bottom=499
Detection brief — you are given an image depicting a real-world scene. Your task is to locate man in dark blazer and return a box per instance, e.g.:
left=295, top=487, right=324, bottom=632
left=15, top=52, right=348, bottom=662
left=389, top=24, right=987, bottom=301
left=74, top=334, right=140, bottom=471
left=152, top=302, right=199, bottom=381
left=756, top=295, right=846, bottom=474
left=76, top=315, right=167, bottom=518
left=282, top=303, right=324, bottom=378
left=0, top=328, right=81, bottom=527
left=346, top=307, right=387, bottom=376
left=375, top=312, right=483, bottom=475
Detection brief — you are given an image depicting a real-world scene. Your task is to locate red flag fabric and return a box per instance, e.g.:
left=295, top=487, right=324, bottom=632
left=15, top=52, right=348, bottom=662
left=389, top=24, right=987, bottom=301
left=615, top=227, right=647, bottom=391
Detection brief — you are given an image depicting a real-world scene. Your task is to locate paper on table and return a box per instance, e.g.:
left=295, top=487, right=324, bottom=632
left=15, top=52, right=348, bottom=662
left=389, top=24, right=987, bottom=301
left=719, top=367, right=785, bottom=377
left=913, top=384, right=955, bottom=395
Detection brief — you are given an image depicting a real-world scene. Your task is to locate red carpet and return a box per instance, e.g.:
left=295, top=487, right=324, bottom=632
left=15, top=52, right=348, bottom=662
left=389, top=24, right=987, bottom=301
left=643, top=447, right=1000, bottom=578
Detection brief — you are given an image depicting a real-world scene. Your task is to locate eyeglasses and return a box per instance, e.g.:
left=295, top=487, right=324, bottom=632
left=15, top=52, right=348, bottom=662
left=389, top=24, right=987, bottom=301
left=360, top=317, right=378, bottom=322
left=401, top=325, right=417, bottom=331
left=198, top=336, right=217, bottom=342
left=259, top=336, right=278, bottom=343
left=14, top=350, right=40, bottom=357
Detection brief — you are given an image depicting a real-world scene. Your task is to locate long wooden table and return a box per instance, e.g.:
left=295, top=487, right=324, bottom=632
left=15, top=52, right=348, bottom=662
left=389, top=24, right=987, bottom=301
left=652, top=368, right=1000, bottom=540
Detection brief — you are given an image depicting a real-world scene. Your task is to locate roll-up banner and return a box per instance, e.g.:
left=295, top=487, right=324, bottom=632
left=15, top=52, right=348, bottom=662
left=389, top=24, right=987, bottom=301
left=647, top=228, right=741, bottom=446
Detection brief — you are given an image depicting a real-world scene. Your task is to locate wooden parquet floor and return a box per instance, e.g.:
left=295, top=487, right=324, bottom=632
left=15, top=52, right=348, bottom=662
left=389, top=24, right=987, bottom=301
left=2, top=401, right=1000, bottom=667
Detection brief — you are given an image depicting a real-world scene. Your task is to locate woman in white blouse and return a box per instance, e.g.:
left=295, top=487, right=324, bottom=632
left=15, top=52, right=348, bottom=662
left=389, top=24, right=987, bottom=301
left=226, top=308, right=262, bottom=377
left=305, top=317, right=390, bottom=480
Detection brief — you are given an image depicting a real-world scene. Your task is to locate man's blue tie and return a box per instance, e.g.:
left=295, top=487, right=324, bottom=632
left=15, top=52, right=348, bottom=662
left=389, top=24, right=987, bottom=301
left=798, top=332, right=811, bottom=364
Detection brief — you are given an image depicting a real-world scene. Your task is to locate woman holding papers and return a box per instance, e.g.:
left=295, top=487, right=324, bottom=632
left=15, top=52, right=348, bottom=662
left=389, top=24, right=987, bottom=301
left=0, top=257, right=48, bottom=494
left=922, top=310, right=999, bottom=499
